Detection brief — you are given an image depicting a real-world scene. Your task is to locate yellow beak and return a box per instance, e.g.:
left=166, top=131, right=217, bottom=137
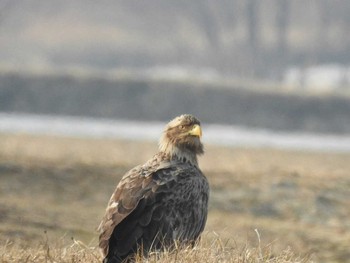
left=188, top=124, right=202, bottom=138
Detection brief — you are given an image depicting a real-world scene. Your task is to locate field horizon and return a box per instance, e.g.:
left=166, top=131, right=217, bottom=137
left=1, top=133, right=349, bottom=262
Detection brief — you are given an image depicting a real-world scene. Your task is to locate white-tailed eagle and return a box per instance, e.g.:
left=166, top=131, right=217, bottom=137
left=98, top=114, right=209, bottom=263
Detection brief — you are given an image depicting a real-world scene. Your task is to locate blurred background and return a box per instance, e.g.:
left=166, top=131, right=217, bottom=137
left=1, top=0, right=350, bottom=138
left=1, top=1, right=350, bottom=262
left=2, top=0, right=350, bottom=85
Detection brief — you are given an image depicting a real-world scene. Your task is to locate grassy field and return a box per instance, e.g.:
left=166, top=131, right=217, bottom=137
left=0, top=133, right=349, bottom=262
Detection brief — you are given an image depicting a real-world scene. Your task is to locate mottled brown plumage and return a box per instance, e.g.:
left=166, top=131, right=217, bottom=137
left=98, top=114, right=209, bottom=263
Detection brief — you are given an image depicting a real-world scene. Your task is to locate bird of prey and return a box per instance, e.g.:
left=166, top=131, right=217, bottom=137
left=98, top=114, right=209, bottom=263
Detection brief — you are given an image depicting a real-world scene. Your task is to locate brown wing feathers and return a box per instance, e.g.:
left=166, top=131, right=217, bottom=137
left=98, top=167, right=157, bottom=258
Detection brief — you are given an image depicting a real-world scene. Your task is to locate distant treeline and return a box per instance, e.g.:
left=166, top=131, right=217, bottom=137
left=1, top=72, right=350, bottom=134
left=2, top=1, right=350, bottom=80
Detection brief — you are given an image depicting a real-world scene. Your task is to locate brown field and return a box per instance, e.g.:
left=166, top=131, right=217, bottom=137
left=0, top=133, right=350, bottom=262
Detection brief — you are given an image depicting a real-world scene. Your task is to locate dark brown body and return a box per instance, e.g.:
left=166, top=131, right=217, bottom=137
left=98, top=115, right=209, bottom=263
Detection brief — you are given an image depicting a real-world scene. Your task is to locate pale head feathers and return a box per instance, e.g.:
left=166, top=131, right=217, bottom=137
left=158, top=114, right=204, bottom=166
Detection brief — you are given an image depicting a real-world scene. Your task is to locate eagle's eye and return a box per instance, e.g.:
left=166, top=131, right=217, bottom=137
left=179, top=125, right=185, bottom=130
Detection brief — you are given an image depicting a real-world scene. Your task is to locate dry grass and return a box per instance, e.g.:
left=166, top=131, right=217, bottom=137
left=1, top=233, right=308, bottom=263
left=1, top=133, right=350, bottom=262
left=1, top=236, right=101, bottom=263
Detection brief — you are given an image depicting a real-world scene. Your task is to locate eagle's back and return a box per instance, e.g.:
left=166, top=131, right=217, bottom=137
left=99, top=153, right=209, bottom=263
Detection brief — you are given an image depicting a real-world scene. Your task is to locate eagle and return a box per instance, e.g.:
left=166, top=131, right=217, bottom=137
left=98, top=114, right=209, bottom=263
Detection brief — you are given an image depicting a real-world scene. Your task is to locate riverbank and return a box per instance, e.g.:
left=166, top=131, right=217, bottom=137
left=1, top=71, right=350, bottom=134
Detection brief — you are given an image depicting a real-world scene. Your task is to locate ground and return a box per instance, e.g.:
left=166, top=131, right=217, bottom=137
left=0, top=133, right=349, bottom=262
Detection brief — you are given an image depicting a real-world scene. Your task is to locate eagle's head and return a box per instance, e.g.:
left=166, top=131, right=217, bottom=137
left=159, top=114, right=204, bottom=165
